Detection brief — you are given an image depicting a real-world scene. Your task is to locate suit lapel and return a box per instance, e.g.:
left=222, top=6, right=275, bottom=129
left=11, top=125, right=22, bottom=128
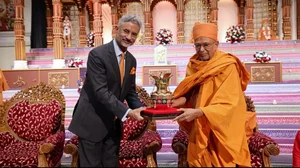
left=107, top=41, right=122, bottom=87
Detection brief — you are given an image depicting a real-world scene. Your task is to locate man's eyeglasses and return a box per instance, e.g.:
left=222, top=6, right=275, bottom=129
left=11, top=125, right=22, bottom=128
left=193, top=42, right=215, bottom=50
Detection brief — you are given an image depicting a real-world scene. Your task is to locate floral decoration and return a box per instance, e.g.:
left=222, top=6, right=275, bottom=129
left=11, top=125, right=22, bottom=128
left=68, top=57, right=83, bottom=67
left=155, top=28, right=173, bottom=45
left=87, top=31, right=95, bottom=47
left=77, top=72, right=86, bottom=93
left=225, top=25, right=246, bottom=44
left=253, top=51, right=271, bottom=63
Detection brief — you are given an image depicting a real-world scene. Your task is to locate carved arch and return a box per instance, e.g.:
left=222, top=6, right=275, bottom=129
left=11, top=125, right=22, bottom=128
left=150, top=0, right=177, bottom=11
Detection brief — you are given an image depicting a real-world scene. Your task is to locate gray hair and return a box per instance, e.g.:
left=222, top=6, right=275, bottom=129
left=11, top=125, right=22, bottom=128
left=118, top=14, right=143, bottom=30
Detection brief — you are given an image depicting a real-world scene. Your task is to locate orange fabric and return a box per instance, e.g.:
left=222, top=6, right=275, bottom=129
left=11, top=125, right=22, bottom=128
left=245, top=112, right=257, bottom=141
left=190, top=23, right=218, bottom=43
left=119, top=52, right=125, bottom=85
left=0, top=69, right=9, bottom=105
left=174, top=50, right=251, bottom=167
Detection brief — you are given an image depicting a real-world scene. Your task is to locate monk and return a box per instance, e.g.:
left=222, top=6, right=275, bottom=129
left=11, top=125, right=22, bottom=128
left=172, top=23, right=251, bottom=167
left=258, top=19, right=278, bottom=41
left=0, top=69, right=9, bottom=105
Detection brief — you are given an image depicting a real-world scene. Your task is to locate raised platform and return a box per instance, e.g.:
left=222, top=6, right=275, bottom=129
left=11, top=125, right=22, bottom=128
left=23, top=40, right=300, bottom=85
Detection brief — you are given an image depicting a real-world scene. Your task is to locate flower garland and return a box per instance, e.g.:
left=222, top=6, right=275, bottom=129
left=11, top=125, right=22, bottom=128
left=87, top=31, right=95, bottom=47
left=262, top=26, right=271, bottom=40
left=68, top=57, right=83, bottom=67
left=155, top=28, right=173, bottom=45
left=253, top=51, right=271, bottom=63
left=77, top=72, right=86, bottom=93
left=225, top=25, right=246, bottom=44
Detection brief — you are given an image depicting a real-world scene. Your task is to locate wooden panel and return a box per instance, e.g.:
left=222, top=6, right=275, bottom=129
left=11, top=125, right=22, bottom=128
left=244, top=62, right=282, bottom=83
left=2, top=68, right=82, bottom=89
left=142, top=65, right=177, bottom=85
left=2, top=69, right=39, bottom=89
left=39, top=68, right=80, bottom=88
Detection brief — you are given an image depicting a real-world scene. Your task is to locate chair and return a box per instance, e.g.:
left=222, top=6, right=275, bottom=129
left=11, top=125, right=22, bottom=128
left=0, top=82, right=65, bottom=167
left=171, top=95, right=280, bottom=167
left=293, top=130, right=300, bottom=167
left=64, top=86, right=162, bottom=167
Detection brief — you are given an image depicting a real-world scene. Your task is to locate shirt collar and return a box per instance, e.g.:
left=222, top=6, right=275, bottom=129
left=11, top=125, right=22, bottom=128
left=113, top=39, right=126, bottom=57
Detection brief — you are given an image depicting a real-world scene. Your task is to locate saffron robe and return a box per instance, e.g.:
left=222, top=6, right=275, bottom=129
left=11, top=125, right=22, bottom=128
left=174, top=50, right=251, bottom=167
left=0, top=69, right=9, bottom=105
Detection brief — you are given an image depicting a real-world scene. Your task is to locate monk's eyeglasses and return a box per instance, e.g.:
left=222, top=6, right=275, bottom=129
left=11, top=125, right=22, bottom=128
left=193, top=42, right=215, bottom=50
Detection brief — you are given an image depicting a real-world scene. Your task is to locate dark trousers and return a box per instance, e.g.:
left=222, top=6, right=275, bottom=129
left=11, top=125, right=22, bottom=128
left=78, top=122, right=121, bottom=167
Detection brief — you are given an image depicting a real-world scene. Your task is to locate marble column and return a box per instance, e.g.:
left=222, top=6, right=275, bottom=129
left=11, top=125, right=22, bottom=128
left=290, top=0, right=297, bottom=40
left=277, top=0, right=283, bottom=40
left=13, top=0, right=27, bottom=69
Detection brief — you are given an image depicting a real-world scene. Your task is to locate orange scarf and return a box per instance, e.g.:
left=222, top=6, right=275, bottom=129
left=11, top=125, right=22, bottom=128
left=174, top=50, right=249, bottom=99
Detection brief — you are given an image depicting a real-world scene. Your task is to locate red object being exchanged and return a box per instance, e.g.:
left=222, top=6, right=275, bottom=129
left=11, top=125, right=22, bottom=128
left=141, top=106, right=183, bottom=120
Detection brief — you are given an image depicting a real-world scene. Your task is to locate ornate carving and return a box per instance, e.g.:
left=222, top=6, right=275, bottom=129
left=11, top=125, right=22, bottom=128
left=136, top=85, right=151, bottom=107
left=250, top=66, right=275, bottom=82
left=13, top=76, right=26, bottom=87
left=0, top=82, right=65, bottom=131
left=148, top=69, right=171, bottom=85
left=48, top=72, right=70, bottom=87
left=0, top=104, right=6, bottom=128
left=52, top=0, right=64, bottom=59
left=93, top=0, right=104, bottom=47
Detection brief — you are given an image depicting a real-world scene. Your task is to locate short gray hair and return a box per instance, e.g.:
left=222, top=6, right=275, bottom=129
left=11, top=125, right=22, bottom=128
left=118, top=14, right=143, bottom=30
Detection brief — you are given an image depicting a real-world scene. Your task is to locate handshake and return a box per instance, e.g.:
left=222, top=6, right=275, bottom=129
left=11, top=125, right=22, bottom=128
left=127, top=97, right=187, bottom=121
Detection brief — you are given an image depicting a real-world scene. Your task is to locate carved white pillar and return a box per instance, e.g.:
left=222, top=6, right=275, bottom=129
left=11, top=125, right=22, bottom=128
left=277, top=0, right=283, bottom=40
left=291, top=0, right=297, bottom=40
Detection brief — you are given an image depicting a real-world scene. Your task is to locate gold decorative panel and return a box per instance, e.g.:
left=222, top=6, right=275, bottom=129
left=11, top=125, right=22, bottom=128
left=250, top=66, right=275, bottom=82
left=48, top=72, right=69, bottom=87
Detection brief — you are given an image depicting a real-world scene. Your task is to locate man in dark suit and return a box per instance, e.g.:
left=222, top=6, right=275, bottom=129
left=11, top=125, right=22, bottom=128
left=68, top=14, right=145, bottom=167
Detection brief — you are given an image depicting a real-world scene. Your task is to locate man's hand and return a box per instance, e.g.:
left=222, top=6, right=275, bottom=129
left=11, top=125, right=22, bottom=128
left=173, top=108, right=203, bottom=122
left=171, top=97, right=187, bottom=108
left=127, top=107, right=146, bottom=121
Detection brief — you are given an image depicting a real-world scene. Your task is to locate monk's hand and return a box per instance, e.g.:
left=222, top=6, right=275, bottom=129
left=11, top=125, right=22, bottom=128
left=171, top=97, right=187, bottom=108
left=173, top=108, right=203, bottom=122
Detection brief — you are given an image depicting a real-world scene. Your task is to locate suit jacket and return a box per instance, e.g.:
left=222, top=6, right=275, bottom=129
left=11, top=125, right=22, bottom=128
left=69, top=41, right=143, bottom=142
